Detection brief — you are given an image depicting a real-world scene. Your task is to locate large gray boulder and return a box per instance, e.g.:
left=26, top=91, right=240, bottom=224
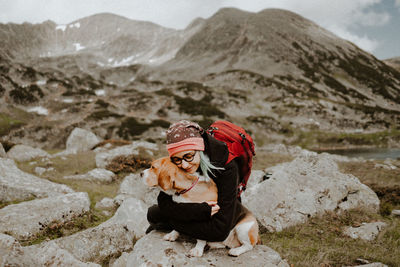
left=242, top=153, right=380, bottom=232
left=24, top=242, right=101, bottom=267
left=63, top=168, right=115, bottom=183
left=0, top=192, right=90, bottom=240
left=0, top=158, right=74, bottom=202
left=95, top=141, right=157, bottom=169
left=0, top=233, right=100, bottom=267
left=124, top=231, right=289, bottom=267
left=39, top=197, right=148, bottom=264
left=65, top=128, right=101, bottom=154
left=246, top=170, right=266, bottom=189
left=104, top=197, right=149, bottom=238
left=117, top=173, right=159, bottom=206
left=7, top=144, right=50, bottom=162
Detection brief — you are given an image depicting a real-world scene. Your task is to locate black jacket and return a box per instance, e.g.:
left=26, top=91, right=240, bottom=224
left=157, top=132, right=245, bottom=241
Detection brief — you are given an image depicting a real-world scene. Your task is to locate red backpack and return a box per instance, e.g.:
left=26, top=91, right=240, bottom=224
left=206, top=120, right=255, bottom=198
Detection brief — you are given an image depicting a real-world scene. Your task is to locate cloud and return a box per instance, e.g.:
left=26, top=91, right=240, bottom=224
left=328, top=25, right=380, bottom=53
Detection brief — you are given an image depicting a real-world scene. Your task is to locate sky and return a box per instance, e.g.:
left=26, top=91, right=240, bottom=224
left=0, top=0, right=399, bottom=60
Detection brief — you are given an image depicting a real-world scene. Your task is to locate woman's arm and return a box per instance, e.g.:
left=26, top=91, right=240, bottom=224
left=167, top=160, right=243, bottom=242
left=157, top=191, right=212, bottom=222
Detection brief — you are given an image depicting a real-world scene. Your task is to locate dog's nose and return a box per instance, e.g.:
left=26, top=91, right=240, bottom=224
left=140, top=172, right=143, bottom=178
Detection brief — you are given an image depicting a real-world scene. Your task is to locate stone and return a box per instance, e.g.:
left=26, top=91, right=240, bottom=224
left=110, top=252, right=129, bottom=267
left=7, top=144, right=50, bottom=162
left=0, top=158, right=74, bottom=202
left=95, top=197, right=116, bottom=210
left=246, top=170, right=266, bottom=189
left=104, top=197, right=149, bottom=239
left=126, top=231, right=289, bottom=267
left=0, top=233, right=30, bottom=267
left=65, top=128, right=101, bottom=154
left=95, top=141, right=157, bottom=169
left=64, top=168, right=115, bottom=183
left=343, top=222, right=387, bottom=241
left=0, top=233, right=99, bottom=267
left=117, top=173, right=159, bottom=206
left=0, top=142, right=6, bottom=158
left=34, top=166, right=46, bottom=175
left=41, top=197, right=147, bottom=264
left=23, top=242, right=101, bottom=267
left=242, top=153, right=380, bottom=232
left=260, top=144, right=356, bottom=162
left=0, top=192, right=90, bottom=240
left=391, top=209, right=400, bottom=216
left=345, top=263, right=388, bottom=267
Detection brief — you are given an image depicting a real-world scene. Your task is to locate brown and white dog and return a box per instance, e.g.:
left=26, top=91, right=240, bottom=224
left=142, top=157, right=260, bottom=257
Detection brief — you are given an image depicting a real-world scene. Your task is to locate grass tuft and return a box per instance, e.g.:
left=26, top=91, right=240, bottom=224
left=261, top=210, right=399, bottom=267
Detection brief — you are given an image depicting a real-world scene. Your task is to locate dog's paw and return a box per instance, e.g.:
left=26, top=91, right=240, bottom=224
left=228, top=244, right=253, bottom=257
left=189, top=247, right=204, bottom=257
left=163, top=230, right=179, bottom=242
left=228, top=247, right=241, bottom=257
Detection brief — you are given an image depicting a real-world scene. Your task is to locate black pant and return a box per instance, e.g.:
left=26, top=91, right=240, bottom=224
left=147, top=204, right=173, bottom=232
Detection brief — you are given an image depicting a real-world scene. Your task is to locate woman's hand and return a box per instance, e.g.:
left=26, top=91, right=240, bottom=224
left=206, top=201, right=220, bottom=216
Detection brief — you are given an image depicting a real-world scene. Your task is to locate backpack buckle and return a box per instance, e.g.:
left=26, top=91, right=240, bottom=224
left=207, top=126, right=218, bottom=136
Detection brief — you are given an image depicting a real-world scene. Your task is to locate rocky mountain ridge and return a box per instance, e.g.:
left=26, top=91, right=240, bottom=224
left=0, top=8, right=400, bottom=149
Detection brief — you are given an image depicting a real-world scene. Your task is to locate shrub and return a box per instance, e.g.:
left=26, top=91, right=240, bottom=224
left=117, top=117, right=170, bottom=139
left=106, top=155, right=151, bottom=174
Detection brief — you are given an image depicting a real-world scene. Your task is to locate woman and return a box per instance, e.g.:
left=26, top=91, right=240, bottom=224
left=146, top=120, right=245, bottom=242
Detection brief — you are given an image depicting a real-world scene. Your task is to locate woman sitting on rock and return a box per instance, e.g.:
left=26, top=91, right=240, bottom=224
left=146, top=120, right=245, bottom=242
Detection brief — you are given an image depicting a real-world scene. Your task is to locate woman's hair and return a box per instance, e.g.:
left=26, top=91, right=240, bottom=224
left=199, top=151, right=224, bottom=179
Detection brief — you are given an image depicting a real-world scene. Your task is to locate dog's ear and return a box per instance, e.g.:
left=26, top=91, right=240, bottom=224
left=158, top=160, right=176, bottom=191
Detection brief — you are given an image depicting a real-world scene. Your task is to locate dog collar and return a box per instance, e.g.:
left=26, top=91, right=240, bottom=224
left=175, top=176, right=200, bottom=196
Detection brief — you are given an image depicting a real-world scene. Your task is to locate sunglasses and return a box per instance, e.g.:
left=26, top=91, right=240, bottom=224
left=171, top=151, right=197, bottom=165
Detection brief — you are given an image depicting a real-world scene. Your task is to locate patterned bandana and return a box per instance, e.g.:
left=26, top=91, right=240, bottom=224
left=166, top=120, right=204, bottom=156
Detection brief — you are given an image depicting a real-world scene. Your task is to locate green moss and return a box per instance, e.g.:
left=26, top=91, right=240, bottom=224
left=337, top=52, right=400, bottom=102
left=175, top=95, right=226, bottom=118
left=9, top=84, right=44, bottom=104
left=21, top=211, right=113, bottom=246
left=0, top=197, right=36, bottom=209
left=117, top=117, right=170, bottom=139
left=261, top=210, right=399, bottom=266
left=176, top=81, right=206, bottom=94
left=155, top=88, right=174, bottom=97
left=95, top=99, right=110, bottom=108
left=87, top=110, right=123, bottom=121
left=293, top=128, right=400, bottom=149
left=62, top=88, right=96, bottom=97
left=0, top=83, right=5, bottom=97
left=0, top=113, right=25, bottom=136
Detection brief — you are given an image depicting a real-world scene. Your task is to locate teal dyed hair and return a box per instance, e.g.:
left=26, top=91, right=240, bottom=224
left=199, top=151, right=224, bottom=179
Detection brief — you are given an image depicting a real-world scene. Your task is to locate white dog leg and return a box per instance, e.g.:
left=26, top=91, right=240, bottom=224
left=228, top=221, right=254, bottom=257
left=163, top=230, right=180, bottom=242
left=189, top=239, right=207, bottom=257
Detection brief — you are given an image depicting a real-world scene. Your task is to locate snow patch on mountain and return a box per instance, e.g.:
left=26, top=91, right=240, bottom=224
left=27, top=106, right=49, bottom=115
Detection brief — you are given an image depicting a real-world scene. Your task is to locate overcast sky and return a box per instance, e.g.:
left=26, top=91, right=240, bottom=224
left=0, top=0, right=399, bottom=59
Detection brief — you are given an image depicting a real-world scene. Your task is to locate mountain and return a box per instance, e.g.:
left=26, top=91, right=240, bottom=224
left=1, top=9, right=400, bottom=149
left=0, top=13, right=203, bottom=66
left=385, top=57, right=400, bottom=72
left=158, top=8, right=400, bottom=106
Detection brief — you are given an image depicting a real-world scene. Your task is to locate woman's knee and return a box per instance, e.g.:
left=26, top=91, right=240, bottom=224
left=147, top=205, right=164, bottom=224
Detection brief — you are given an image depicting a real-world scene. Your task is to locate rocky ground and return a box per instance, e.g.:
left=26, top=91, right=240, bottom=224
left=1, top=129, right=399, bottom=266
